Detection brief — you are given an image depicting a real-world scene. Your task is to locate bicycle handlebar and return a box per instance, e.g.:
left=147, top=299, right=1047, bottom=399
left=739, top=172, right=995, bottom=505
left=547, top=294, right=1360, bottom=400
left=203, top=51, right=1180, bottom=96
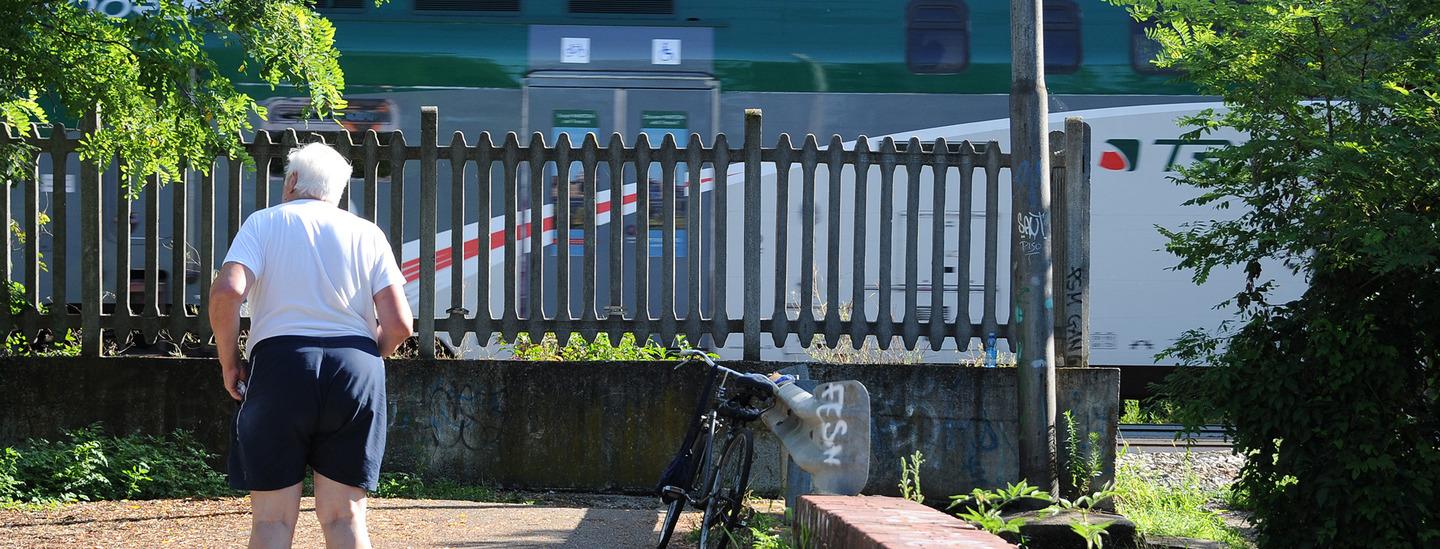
left=675, top=349, right=776, bottom=394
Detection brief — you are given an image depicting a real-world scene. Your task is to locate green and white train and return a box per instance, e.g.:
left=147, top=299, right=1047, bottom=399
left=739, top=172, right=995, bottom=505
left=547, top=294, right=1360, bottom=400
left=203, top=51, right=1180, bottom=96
left=51, top=0, right=1289, bottom=365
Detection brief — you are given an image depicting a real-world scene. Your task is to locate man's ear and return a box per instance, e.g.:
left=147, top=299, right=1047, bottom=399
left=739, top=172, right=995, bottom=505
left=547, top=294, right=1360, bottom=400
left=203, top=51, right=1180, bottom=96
left=284, top=171, right=297, bottom=195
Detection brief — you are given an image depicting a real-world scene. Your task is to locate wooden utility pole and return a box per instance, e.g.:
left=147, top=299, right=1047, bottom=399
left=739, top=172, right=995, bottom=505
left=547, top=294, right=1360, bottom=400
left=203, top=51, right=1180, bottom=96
left=1010, top=0, right=1058, bottom=493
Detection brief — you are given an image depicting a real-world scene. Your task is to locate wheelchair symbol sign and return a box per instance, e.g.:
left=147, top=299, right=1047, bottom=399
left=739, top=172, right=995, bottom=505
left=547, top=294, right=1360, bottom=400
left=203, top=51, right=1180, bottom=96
left=651, top=39, right=681, bottom=65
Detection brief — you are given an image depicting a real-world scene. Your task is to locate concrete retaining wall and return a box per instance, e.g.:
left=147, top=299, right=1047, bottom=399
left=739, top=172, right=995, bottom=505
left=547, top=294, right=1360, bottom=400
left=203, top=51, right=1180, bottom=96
left=0, top=358, right=1116, bottom=500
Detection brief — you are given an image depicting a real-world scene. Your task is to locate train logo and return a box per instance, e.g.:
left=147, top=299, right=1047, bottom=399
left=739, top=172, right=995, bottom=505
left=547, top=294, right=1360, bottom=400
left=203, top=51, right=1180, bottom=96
left=1099, top=139, right=1141, bottom=172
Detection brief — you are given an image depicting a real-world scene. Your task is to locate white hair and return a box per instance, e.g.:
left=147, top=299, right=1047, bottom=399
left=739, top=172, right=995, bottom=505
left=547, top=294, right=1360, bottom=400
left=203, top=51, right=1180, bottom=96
left=285, top=142, right=351, bottom=205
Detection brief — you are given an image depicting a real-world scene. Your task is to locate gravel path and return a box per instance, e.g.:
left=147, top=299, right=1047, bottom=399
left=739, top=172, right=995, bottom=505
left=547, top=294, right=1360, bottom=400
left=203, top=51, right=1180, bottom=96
left=0, top=494, right=704, bottom=548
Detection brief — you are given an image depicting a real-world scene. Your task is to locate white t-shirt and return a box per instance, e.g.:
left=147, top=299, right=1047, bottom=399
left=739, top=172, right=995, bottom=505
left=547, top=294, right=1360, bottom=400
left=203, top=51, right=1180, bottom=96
left=223, top=199, right=406, bottom=355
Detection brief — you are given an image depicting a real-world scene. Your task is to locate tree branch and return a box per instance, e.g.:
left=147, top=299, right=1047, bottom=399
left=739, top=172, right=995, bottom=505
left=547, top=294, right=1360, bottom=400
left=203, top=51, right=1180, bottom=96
left=32, top=19, right=137, bottom=56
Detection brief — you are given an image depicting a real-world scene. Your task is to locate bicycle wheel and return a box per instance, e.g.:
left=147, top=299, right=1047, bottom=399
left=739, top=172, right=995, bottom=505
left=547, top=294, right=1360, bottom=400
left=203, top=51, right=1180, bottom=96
left=654, top=424, right=716, bottom=548
left=698, top=429, right=754, bottom=549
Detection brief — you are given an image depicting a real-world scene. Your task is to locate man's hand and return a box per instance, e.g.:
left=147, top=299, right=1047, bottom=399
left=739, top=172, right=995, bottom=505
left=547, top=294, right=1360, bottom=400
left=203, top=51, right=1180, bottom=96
left=374, top=284, right=414, bottom=358
left=210, top=262, right=254, bottom=401
left=222, top=361, right=248, bottom=402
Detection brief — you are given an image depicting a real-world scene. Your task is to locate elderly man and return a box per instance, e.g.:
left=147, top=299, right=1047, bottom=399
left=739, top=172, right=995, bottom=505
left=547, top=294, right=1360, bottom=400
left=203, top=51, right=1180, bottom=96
left=209, top=142, right=413, bottom=549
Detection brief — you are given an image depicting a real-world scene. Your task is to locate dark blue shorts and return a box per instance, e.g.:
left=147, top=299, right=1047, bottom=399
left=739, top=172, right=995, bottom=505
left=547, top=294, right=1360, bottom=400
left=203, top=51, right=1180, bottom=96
left=228, top=335, right=387, bottom=492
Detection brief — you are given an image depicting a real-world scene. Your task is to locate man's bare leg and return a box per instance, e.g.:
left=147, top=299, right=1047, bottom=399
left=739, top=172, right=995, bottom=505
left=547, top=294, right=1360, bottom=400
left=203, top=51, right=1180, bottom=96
left=314, top=472, right=371, bottom=549
left=249, top=482, right=302, bottom=549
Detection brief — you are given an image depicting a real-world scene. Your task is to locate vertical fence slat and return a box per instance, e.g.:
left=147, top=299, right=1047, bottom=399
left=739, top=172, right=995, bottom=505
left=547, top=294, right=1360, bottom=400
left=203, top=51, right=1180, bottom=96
left=929, top=138, right=949, bottom=351
left=658, top=134, right=677, bottom=345
left=526, top=132, right=546, bottom=340
left=824, top=135, right=844, bottom=347
left=143, top=175, right=161, bottom=324
left=418, top=107, right=438, bottom=359
left=876, top=137, right=896, bottom=348
left=1049, top=129, right=1067, bottom=368
left=709, top=135, right=729, bottom=346
left=248, top=131, right=274, bottom=216
left=226, top=157, right=243, bottom=244
left=170, top=167, right=188, bottom=336
left=581, top=134, right=600, bottom=326
left=198, top=160, right=216, bottom=346
left=632, top=132, right=652, bottom=344
left=605, top=134, right=625, bottom=336
left=363, top=131, right=380, bottom=222
left=685, top=135, right=703, bottom=343
left=448, top=131, right=468, bottom=346
left=1061, top=118, right=1091, bottom=367
left=80, top=112, right=102, bottom=356
left=23, top=133, right=38, bottom=311
left=796, top=134, right=815, bottom=348
left=902, top=138, right=922, bottom=350
left=500, top=133, right=520, bottom=341
left=0, top=128, right=12, bottom=337
left=388, top=131, right=407, bottom=275
left=115, top=164, right=135, bottom=343
left=473, top=133, right=495, bottom=345
left=335, top=131, right=353, bottom=209
left=955, top=142, right=977, bottom=349
left=742, top=110, right=762, bottom=360
left=555, top=133, right=573, bottom=327
left=47, top=125, right=69, bottom=335
left=850, top=138, right=871, bottom=348
left=771, top=133, right=792, bottom=349
left=981, top=142, right=1002, bottom=343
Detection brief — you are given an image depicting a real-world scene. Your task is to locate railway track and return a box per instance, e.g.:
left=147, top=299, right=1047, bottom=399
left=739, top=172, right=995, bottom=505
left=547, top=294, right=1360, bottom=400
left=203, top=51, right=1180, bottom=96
left=1118, top=424, right=1231, bottom=451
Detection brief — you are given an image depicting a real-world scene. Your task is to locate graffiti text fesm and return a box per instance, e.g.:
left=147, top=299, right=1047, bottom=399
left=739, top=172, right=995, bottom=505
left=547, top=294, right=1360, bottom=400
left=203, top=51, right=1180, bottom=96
left=816, top=383, right=848, bottom=466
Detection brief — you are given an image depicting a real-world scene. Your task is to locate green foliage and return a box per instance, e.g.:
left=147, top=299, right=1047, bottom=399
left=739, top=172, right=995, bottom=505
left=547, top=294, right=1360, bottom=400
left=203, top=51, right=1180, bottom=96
left=0, top=0, right=374, bottom=192
left=2, top=281, right=81, bottom=357
left=898, top=450, right=925, bottom=505
left=948, top=481, right=1048, bottom=536
left=1068, top=516, right=1115, bottom=549
left=1063, top=410, right=1104, bottom=497
left=0, top=425, right=231, bottom=505
left=372, top=472, right=530, bottom=503
left=1103, top=1, right=1440, bottom=546
left=500, top=332, right=698, bottom=361
left=1120, top=399, right=1191, bottom=425
left=1113, top=455, right=1249, bottom=548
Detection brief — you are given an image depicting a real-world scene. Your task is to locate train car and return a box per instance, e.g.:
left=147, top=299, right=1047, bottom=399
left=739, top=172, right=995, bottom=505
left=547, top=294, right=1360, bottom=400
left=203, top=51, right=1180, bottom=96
left=34, top=0, right=1297, bottom=364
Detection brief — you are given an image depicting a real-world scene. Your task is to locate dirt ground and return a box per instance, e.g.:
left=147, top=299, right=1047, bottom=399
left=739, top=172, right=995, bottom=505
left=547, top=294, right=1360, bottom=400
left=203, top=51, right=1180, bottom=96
left=0, top=493, right=712, bottom=548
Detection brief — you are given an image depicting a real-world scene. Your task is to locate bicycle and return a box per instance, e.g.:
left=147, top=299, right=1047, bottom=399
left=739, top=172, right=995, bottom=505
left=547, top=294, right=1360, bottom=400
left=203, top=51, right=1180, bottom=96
left=654, top=349, right=776, bottom=548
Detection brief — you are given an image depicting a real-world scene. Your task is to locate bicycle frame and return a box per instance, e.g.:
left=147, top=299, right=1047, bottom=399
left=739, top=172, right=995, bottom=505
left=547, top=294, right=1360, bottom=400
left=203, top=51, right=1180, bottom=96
left=654, top=350, right=771, bottom=548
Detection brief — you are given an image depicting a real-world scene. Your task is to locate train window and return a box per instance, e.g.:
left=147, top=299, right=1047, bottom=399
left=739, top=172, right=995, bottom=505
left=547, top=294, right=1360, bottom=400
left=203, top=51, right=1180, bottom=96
left=569, top=0, right=673, bottom=15
left=1043, top=0, right=1082, bottom=74
left=1131, top=19, right=1177, bottom=74
left=415, top=0, right=520, bottom=11
left=315, top=0, right=364, bottom=9
left=906, top=1, right=970, bottom=74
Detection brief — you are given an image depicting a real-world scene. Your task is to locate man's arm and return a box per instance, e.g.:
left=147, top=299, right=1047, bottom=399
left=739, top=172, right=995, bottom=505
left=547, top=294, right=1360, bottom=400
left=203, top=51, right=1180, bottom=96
left=209, top=262, right=254, bottom=401
left=373, top=284, right=413, bottom=358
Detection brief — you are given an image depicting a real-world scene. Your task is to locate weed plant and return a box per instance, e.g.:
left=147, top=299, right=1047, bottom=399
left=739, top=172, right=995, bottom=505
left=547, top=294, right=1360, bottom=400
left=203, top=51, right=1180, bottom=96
left=1112, top=455, right=1249, bottom=548
left=500, top=332, right=696, bottom=361
left=0, top=425, right=230, bottom=507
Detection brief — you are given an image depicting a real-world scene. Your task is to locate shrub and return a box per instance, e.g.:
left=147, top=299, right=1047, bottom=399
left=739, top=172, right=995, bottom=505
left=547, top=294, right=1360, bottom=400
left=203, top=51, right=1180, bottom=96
left=500, top=332, right=695, bottom=361
left=0, top=425, right=231, bottom=505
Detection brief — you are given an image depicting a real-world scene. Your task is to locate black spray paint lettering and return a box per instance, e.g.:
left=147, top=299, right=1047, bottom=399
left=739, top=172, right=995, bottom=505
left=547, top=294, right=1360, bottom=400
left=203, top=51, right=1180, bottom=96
left=1065, top=267, right=1085, bottom=359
